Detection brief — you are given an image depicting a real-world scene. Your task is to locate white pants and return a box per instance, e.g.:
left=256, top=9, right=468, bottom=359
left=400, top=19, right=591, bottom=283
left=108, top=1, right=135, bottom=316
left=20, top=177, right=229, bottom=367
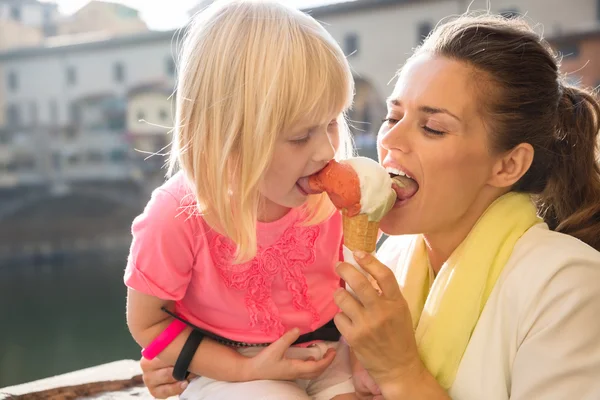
left=181, top=341, right=354, bottom=400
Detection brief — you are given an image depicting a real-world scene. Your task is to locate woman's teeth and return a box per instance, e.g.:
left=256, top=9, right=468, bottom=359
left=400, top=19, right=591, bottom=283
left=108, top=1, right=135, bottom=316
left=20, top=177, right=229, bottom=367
left=385, top=167, right=413, bottom=180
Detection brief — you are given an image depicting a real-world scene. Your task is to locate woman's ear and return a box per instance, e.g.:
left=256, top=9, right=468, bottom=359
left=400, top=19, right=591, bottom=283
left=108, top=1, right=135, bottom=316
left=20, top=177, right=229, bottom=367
left=488, top=143, right=534, bottom=188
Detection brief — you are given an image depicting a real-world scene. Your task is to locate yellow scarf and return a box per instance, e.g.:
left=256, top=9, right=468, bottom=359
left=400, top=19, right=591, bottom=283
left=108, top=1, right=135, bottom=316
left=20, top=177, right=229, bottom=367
left=395, top=192, right=542, bottom=389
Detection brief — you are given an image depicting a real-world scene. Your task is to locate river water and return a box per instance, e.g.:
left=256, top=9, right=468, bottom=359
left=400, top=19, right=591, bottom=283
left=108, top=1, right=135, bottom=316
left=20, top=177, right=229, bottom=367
left=0, top=252, right=140, bottom=388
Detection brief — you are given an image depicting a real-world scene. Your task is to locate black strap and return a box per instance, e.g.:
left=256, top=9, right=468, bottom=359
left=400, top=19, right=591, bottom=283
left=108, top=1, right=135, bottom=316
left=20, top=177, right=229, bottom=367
left=161, top=306, right=340, bottom=348
left=172, top=329, right=205, bottom=381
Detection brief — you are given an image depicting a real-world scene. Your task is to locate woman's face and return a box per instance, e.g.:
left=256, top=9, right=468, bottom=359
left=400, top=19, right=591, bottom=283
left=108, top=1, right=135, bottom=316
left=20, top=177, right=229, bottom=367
left=378, top=53, right=502, bottom=236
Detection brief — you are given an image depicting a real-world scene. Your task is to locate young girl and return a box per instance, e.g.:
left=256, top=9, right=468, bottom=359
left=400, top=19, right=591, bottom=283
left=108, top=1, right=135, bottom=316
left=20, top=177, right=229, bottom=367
left=124, top=1, right=358, bottom=399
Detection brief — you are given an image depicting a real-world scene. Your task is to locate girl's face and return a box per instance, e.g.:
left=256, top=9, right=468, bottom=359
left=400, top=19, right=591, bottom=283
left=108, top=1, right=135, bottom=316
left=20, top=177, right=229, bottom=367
left=257, top=114, right=342, bottom=221
left=378, top=54, right=502, bottom=236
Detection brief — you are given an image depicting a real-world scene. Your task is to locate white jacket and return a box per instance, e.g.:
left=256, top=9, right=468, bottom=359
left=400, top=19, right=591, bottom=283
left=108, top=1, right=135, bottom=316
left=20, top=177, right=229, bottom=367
left=378, top=224, right=600, bottom=400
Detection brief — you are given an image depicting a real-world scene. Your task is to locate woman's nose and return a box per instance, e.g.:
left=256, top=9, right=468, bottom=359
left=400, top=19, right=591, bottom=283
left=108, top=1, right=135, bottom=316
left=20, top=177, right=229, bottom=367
left=379, top=119, right=410, bottom=154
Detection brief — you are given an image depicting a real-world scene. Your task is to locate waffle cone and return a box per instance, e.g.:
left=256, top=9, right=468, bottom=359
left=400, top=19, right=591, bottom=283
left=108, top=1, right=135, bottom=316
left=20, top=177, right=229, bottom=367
left=342, top=212, right=380, bottom=253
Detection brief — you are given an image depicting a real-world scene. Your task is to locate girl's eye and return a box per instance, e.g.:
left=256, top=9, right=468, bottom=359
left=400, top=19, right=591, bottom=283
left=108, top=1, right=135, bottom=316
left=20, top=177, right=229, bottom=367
left=290, top=136, right=310, bottom=145
left=422, top=125, right=446, bottom=136
left=381, top=118, right=399, bottom=126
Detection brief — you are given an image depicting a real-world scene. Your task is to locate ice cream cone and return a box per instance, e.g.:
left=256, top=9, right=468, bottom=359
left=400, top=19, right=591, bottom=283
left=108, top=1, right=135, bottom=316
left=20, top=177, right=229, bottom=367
left=342, top=211, right=380, bottom=254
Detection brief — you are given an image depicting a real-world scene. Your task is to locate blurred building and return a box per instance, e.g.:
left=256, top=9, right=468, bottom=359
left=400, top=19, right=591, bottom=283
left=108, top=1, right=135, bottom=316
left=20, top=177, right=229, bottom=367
left=306, top=0, right=600, bottom=139
left=0, top=0, right=60, bottom=36
left=0, top=18, right=44, bottom=50
left=1, top=0, right=599, bottom=191
left=549, top=26, right=600, bottom=88
left=0, top=30, right=176, bottom=190
left=126, top=81, right=173, bottom=174
left=56, top=1, right=148, bottom=37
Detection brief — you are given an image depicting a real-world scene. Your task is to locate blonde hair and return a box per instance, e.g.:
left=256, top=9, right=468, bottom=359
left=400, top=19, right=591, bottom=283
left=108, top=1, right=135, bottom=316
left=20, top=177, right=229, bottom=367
left=168, top=0, right=355, bottom=263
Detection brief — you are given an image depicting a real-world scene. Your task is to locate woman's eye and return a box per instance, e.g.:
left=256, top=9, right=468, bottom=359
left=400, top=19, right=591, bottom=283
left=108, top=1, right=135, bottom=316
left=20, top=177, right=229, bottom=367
left=422, top=125, right=446, bottom=136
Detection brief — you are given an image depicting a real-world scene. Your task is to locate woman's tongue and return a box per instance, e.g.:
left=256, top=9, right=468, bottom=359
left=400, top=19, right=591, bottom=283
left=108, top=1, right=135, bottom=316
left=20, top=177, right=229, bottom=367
left=391, top=175, right=419, bottom=201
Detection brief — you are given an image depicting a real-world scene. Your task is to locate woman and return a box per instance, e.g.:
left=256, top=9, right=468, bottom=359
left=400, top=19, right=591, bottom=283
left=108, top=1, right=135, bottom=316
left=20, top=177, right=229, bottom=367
left=140, top=13, right=600, bottom=400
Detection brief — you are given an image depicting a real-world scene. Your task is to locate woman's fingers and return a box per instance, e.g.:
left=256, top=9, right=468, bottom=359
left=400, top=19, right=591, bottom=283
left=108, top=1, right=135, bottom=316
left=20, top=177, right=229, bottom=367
left=352, top=251, right=401, bottom=299
left=336, top=262, right=379, bottom=308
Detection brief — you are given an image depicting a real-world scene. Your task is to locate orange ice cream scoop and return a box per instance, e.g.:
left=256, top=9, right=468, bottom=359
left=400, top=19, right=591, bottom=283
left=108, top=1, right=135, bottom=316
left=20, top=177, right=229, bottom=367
left=308, top=160, right=362, bottom=217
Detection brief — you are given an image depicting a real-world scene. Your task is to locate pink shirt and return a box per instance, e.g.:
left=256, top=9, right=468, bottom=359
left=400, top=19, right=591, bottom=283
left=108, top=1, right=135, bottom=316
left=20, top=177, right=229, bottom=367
left=124, top=172, right=344, bottom=343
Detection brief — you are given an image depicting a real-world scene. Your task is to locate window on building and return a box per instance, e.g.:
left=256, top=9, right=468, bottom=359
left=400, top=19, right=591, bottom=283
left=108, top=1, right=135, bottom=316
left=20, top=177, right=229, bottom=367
left=52, top=152, right=61, bottom=170
left=159, top=109, right=168, bottom=121
left=344, top=33, right=359, bottom=57
left=67, top=154, right=80, bottom=165
left=500, top=8, right=519, bottom=19
left=69, top=103, right=80, bottom=125
left=7, top=71, right=18, bottom=92
left=6, top=104, right=21, bottom=127
left=43, top=7, right=52, bottom=23
left=66, top=66, right=77, bottom=85
left=49, top=100, right=58, bottom=124
left=87, top=151, right=103, bottom=163
left=556, top=41, right=581, bottom=59
left=114, top=62, right=125, bottom=82
left=30, top=102, right=38, bottom=126
left=166, top=57, right=176, bottom=77
left=64, top=126, right=77, bottom=140
left=0, top=131, right=11, bottom=145
left=10, top=5, right=21, bottom=21
left=109, top=149, right=127, bottom=162
left=418, top=21, right=433, bottom=44
left=16, top=156, right=36, bottom=171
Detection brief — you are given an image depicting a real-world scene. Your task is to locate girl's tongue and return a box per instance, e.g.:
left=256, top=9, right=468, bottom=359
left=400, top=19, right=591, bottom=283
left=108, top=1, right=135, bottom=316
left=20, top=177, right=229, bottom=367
left=391, top=175, right=419, bottom=201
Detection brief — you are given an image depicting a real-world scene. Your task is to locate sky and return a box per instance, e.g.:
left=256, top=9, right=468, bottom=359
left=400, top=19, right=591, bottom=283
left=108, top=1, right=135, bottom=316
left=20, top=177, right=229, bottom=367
left=38, top=0, right=349, bottom=31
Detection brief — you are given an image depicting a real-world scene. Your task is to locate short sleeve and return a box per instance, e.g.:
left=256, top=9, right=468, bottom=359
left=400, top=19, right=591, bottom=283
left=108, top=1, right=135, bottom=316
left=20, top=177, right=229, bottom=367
left=124, top=188, right=199, bottom=301
left=510, top=261, right=600, bottom=400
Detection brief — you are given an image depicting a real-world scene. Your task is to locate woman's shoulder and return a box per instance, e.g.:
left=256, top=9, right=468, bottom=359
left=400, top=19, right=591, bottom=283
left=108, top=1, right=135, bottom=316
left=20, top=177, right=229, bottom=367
left=504, top=223, right=600, bottom=283
left=495, top=223, right=600, bottom=336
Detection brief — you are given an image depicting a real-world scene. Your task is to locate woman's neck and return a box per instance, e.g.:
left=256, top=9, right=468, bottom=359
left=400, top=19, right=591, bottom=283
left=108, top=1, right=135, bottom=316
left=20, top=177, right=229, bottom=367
left=423, top=191, right=502, bottom=274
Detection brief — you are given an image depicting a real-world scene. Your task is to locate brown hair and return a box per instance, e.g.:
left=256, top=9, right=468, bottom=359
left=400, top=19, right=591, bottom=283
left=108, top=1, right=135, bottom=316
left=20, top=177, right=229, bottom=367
left=415, top=14, right=600, bottom=251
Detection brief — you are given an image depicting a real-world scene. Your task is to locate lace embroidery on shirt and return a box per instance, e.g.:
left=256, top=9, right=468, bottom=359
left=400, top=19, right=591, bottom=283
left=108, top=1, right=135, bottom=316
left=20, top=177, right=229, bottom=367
left=210, top=223, right=321, bottom=336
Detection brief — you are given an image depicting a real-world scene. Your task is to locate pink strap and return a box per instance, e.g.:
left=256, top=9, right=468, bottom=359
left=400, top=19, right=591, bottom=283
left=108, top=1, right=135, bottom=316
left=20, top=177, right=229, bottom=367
left=141, top=318, right=187, bottom=360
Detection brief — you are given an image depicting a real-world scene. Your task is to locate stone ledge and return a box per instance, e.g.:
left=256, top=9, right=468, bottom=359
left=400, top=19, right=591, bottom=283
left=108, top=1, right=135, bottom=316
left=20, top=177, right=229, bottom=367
left=0, top=359, right=176, bottom=399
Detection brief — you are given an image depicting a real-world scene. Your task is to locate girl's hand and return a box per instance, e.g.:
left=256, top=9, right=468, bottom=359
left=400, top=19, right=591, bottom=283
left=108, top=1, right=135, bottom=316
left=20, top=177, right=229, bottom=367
left=139, top=356, right=195, bottom=399
left=353, top=360, right=384, bottom=400
left=245, top=328, right=337, bottom=381
left=334, top=251, right=426, bottom=393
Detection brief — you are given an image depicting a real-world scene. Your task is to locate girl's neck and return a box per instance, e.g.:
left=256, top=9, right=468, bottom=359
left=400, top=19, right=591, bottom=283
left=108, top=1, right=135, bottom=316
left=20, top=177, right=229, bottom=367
left=257, top=197, right=292, bottom=223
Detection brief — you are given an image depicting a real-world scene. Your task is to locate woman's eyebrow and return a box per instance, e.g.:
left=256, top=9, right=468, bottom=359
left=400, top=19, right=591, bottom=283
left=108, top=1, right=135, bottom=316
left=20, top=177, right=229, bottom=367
left=419, top=106, right=461, bottom=122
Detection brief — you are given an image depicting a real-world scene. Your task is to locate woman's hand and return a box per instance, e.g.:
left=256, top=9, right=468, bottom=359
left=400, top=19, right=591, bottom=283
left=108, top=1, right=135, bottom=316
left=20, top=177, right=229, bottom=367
left=333, top=251, right=427, bottom=395
left=245, top=328, right=337, bottom=381
left=139, top=356, right=193, bottom=399
left=350, top=348, right=384, bottom=400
